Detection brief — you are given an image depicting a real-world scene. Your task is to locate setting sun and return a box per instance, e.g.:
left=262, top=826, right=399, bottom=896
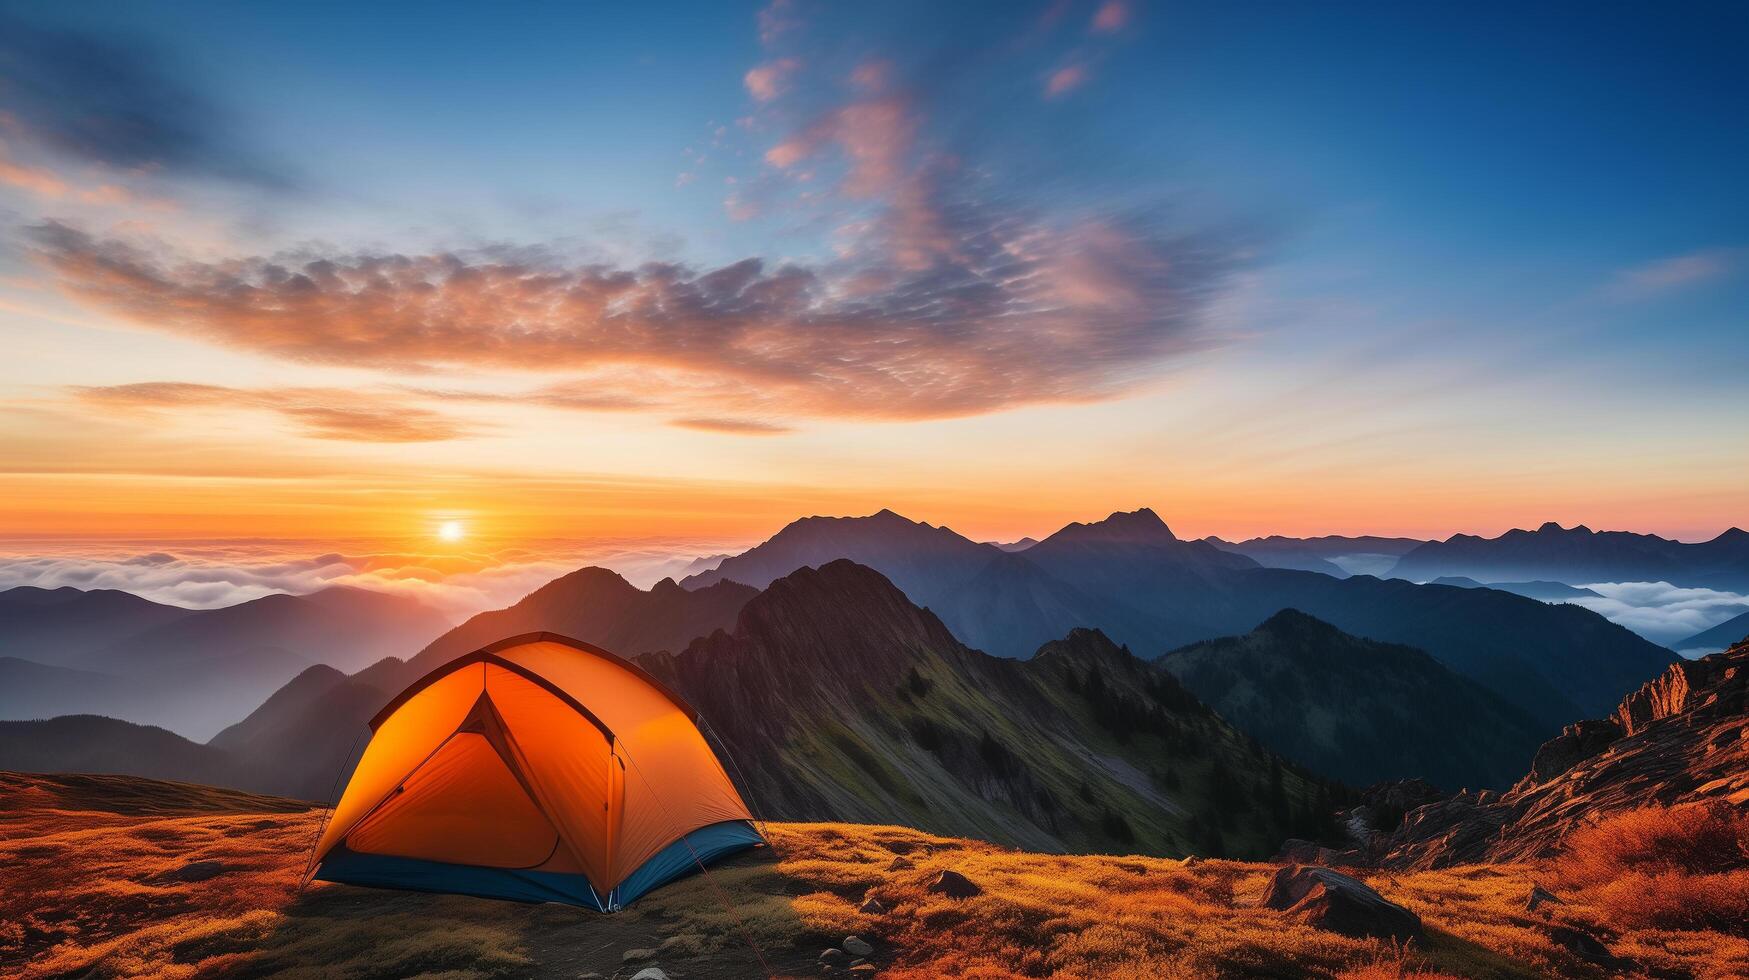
left=437, top=520, right=465, bottom=542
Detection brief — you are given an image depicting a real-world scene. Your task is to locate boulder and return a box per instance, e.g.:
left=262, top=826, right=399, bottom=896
left=1275, top=838, right=1362, bottom=867
left=151, top=859, right=234, bottom=883
left=843, top=935, right=873, bottom=957
left=1547, top=925, right=1617, bottom=966
left=857, top=895, right=886, bottom=914
left=819, top=948, right=849, bottom=967
left=927, top=869, right=981, bottom=899
left=1260, top=865, right=1420, bottom=941
left=886, top=856, right=914, bottom=871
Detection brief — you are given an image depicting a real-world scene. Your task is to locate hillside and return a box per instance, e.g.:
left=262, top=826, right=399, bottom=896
left=0, top=585, right=194, bottom=661
left=1385, top=638, right=1749, bottom=868
left=1161, top=611, right=1547, bottom=790
left=5, top=770, right=1743, bottom=979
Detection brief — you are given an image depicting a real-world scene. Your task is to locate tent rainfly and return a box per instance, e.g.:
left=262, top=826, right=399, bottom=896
left=308, top=632, right=762, bottom=910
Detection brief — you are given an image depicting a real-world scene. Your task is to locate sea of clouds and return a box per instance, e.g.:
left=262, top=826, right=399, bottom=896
left=1564, top=582, right=1749, bottom=652
left=0, top=541, right=737, bottom=622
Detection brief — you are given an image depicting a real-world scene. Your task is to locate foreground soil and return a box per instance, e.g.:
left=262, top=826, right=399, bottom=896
left=1, top=772, right=1744, bottom=979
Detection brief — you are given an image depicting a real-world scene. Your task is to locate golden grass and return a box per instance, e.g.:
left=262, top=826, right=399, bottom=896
left=3, top=778, right=1746, bottom=979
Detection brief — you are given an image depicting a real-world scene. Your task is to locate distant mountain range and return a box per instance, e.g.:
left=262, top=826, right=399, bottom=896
left=0, top=585, right=451, bottom=740
left=1388, top=522, right=1749, bottom=590
left=1204, top=535, right=1426, bottom=578
left=1161, top=611, right=1546, bottom=791
left=0, top=561, right=1336, bottom=858
left=685, top=508, right=1671, bottom=728
left=1384, top=636, right=1749, bottom=868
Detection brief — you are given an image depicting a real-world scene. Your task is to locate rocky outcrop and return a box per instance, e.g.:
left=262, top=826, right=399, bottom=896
left=1384, top=641, right=1749, bottom=868
left=1259, top=865, right=1420, bottom=941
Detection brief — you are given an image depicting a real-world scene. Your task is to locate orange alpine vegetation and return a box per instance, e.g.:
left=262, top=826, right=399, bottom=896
left=309, top=633, right=762, bottom=910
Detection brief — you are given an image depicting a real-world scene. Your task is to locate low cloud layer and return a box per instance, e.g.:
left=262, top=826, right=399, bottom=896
left=1566, top=581, right=1749, bottom=648
left=0, top=543, right=731, bottom=620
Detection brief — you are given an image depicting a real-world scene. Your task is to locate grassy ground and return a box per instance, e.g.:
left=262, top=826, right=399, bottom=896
left=2, top=772, right=1745, bottom=979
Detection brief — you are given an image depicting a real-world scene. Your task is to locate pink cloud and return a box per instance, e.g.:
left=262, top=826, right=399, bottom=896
left=757, top=0, right=800, bottom=46
left=744, top=57, right=801, bottom=103
left=1091, top=0, right=1130, bottom=34
left=1045, top=65, right=1088, bottom=98
left=73, top=382, right=478, bottom=442
left=1608, top=249, right=1740, bottom=299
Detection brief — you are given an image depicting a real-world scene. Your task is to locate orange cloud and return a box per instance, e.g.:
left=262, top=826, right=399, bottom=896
left=73, top=382, right=476, bottom=442
left=33, top=202, right=1248, bottom=424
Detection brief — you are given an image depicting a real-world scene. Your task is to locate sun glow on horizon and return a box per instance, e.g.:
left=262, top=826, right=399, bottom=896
left=437, top=520, right=466, bottom=543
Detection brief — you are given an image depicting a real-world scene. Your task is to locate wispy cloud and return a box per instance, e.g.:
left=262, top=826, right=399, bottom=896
left=1607, top=248, right=1741, bottom=300
left=73, top=382, right=476, bottom=442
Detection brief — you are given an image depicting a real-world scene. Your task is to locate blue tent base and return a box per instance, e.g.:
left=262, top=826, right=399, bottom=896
left=314, top=819, right=765, bottom=911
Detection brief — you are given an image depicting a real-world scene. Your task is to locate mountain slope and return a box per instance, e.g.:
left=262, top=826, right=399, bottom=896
left=0, top=716, right=236, bottom=786
left=641, top=560, right=1332, bottom=858
left=1384, top=638, right=1749, bottom=868
left=1675, top=609, right=1749, bottom=654
left=1390, top=522, right=1749, bottom=590
left=1160, top=611, right=1546, bottom=790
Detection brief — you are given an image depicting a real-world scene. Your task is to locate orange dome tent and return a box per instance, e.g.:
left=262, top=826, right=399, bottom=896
left=308, top=632, right=763, bottom=910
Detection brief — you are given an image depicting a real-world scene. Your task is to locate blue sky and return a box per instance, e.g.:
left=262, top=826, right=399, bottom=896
left=0, top=0, right=1743, bottom=542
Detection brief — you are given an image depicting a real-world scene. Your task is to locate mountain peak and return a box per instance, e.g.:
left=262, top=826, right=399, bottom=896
left=1254, top=608, right=1341, bottom=638
left=1046, top=507, right=1178, bottom=545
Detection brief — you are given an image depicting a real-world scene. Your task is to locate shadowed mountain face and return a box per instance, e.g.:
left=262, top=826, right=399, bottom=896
left=687, top=509, right=1672, bottom=728
left=0, top=586, right=452, bottom=740
left=1384, top=638, right=1749, bottom=868
left=1160, top=611, right=1546, bottom=791
left=1427, top=577, right=1601, bottom=601
left=1389, top=522, right=1749, bottom=591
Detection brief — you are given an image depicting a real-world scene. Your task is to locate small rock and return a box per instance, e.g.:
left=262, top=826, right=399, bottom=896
left=857, top=895, right=886, bottom=914
left=848, top=965, right=877, bottom=975
left=1181, top=855, right=1200, bottom=868
left=886, top=856, right=914, bottom=871
left=1526, top=885, right=1564, bottom=913
left=1547, top=925, right=1615, bottom=965
left=630, top=969, right=670, bottom=980
left=927, top=869, right=981, bottom=899
left=820, top=947, right=849, bottom=966
left=1260, top=865, right=1420, bottom=941
left=622, top=947, right=658, bottom=964
left=850, top=959, right=868, bottom=968
left=843, top=935, right=873, bottom=957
